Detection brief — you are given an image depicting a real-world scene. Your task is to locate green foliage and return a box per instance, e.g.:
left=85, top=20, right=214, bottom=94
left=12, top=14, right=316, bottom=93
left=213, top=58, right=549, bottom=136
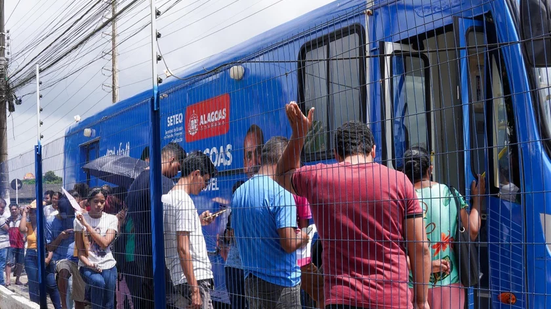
left=22, top=179, right=35, bottom=185
left=43, top=171, right=62, bottom=184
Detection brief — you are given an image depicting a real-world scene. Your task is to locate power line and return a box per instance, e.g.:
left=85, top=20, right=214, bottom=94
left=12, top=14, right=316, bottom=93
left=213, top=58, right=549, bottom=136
left=5, top=0, right=22, bottom=24
left=10, top=0, right=141, bottom=91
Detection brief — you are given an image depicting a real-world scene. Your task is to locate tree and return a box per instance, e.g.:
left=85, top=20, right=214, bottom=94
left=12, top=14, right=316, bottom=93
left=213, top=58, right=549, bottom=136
left=22, top=179, right=35, bottom=185
left=43, top=171, right=62, bottom=184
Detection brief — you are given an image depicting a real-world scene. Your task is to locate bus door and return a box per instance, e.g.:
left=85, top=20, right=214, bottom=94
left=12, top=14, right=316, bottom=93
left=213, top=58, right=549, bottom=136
left=80, top=140, right=100, bottom=187
left=456, top=17, right=525, bottom=309
left=381, top=42, right=431, bottom=169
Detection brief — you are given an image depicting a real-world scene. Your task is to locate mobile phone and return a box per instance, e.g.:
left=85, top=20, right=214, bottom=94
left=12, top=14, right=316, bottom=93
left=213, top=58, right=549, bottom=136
left=206, top=209, right=228, bottom=220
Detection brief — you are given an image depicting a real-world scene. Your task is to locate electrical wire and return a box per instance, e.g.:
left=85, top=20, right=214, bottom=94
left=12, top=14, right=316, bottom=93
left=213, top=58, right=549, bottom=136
left=118, top=0, right=281, bottom=73
left=5, top=0, right=23, bottom=25
left=10, top=0, right=141, bottom=91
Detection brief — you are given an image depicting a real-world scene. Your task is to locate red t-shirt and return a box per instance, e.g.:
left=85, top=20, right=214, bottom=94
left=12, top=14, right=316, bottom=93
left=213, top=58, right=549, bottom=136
left=292, top=162, right=422, bottom=309
left=8, top=219, right=25, bottom=248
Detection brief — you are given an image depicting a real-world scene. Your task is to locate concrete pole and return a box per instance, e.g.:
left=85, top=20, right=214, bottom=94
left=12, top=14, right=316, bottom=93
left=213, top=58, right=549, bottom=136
left=0, top=0, right=10, bottom=203
left=111, top=0, right=118, bottom=104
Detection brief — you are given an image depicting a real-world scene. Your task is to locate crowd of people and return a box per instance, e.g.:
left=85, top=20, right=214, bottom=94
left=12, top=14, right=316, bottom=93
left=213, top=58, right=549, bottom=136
left=0, top=102, right=487, bottom=309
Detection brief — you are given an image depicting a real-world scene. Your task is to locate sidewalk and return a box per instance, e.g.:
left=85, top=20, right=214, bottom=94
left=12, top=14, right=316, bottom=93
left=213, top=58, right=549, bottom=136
left=4, top=273, right=55, bottom=309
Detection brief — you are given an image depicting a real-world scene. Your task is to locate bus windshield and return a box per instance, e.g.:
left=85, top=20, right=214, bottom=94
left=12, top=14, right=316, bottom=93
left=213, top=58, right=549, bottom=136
left=536, top=68, right=551, bottom=142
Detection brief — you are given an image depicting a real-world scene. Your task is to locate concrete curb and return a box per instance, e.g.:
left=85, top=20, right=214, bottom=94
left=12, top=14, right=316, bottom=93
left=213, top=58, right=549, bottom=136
left=0, top=285, right=40, bottom=309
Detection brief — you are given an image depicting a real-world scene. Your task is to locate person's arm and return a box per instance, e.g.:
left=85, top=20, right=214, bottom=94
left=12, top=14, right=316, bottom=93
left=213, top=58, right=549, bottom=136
left=405, top=216, right=431, bottom=309
left=275, top=189, right=307, bottom=253
left=278, top=227, right=309, bottom=253
left=275, top=102, right=314, bottom=194
left=459, top=174, right=486, bottom=240
left=45, top=251, right=53, bottom=266
left=177, top=231, right=202, bottom=308
left=19, top=209, right=28, bottom=233
left=75, top=231, right=96, bottom=270
left=0, top=217, right=8, bottom=232
left=75, top=214, right=117, bottom=250
left=46, top=229, right=73, bottom=252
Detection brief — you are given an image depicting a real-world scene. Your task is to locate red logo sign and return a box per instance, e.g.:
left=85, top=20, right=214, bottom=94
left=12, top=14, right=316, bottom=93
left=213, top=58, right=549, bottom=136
left=185, top=94, right=230, bottom=142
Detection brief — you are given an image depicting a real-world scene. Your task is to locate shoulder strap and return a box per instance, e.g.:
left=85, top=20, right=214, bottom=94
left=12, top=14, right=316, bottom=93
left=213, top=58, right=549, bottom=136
left=448, top=185, right=461, bottom=211
left=449, top=185, right=466, bottom=234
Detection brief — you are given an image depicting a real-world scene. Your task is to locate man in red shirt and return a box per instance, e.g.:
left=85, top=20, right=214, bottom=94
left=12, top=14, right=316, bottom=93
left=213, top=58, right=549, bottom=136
left=276, top=102, right=431, bottom=309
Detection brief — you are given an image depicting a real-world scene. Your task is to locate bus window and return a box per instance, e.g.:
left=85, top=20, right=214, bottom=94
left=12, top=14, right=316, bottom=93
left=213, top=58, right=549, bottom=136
left=467, top=30, right=487, bottom=176
left=391, top=54, right=430, bottom=169
left=299, top=25, right=365, bottom=159
left=303, top=46, right=329, bottom=154
left=329, top=35, right=362, bottom=136
left=490, top=56, right=521, bottom=202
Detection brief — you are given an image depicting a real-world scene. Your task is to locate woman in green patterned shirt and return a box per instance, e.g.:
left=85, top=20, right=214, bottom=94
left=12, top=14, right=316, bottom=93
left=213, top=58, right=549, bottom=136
left=403, top=147, right=485, bottom=308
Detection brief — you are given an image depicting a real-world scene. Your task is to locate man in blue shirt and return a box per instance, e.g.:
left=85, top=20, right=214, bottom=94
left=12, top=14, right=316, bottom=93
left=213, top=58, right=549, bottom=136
left=46, top=195, right=86, bottom=309
left=232, top=136, right=309, bottom=309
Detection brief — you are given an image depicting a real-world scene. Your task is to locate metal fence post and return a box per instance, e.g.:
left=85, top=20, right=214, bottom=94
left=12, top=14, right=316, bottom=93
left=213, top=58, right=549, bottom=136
left=35, top=63, right=47, bottom=309
left=35, top=143, right=47, bottom=308
left=149, top=0, right=166, bottom=307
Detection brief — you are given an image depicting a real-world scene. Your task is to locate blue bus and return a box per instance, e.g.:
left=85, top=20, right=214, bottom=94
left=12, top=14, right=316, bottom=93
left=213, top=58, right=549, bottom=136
left=61, top=0, right=551, bottom=307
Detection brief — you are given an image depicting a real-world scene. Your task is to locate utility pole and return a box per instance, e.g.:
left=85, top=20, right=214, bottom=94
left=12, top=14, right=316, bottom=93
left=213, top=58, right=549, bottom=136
left=0, top=0, right=10, bottom=203
left=111, top=0, right=118, bottom=104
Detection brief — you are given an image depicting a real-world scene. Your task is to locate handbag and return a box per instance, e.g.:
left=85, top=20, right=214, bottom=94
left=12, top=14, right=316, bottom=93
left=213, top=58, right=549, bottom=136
left=449, top=186, right=480, bottom=287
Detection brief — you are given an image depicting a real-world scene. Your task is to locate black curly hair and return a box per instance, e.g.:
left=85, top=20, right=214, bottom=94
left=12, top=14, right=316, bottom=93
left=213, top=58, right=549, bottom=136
left=334, top=121, right=375, bottom=159
left=402, top=147, right=431, bottom=183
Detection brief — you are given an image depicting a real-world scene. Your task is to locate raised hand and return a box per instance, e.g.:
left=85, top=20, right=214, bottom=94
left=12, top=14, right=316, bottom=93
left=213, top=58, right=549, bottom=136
left=471, top=173, right=486, bottom=200
left=76, top=213, right=88, bottom=227
left=285, top=101, right=314, bottom=139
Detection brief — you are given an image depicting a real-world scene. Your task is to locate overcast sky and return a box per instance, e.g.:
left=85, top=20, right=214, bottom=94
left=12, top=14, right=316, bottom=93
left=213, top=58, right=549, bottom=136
left=4, top=0, right=335, bottom=178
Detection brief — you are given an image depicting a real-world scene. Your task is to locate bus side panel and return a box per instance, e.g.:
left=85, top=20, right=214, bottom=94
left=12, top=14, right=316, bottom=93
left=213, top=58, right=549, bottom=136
left=63, top=101, right=150, bottom=188
left=491, top=1, right=551, bottom=308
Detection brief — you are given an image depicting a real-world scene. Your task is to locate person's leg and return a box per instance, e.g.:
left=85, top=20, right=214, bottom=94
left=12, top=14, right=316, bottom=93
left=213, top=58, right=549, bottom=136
left=69, top=260, right=86, bottom=309
left=120, top=274, right=134, bottom=309
left=0, top=247, right=8, bottom=285
left=14, top=248, right=24, bottom=284
left=431, top=283, right=465, bottom=309
left=57, top=268, right=71, bottom=309
left=80, top=267, right=106, bottom=309
left=24, top=249, right=39, bottom=303
left=234, top=268, right=249, bottom=309
left=5, top=247, right=14, bottom=285
left=275, top=283, right=301, bottom=309
left=67, top=275, right=74, bottom=309
left=245, top=275, right=284, bottom=309
left=102, top=266, right=118, bottom=309
left=5, top=264, right=11, bottom=285
left=197, top=280, right=214, bottom=309
left=46, top=262, right=62, bottom=309
left=226, top=267, right=241, bottom=309
left=244, top=276, right=262, bottom=309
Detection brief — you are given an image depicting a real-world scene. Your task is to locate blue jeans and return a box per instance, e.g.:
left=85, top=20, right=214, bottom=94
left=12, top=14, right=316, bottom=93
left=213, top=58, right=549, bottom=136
left=80, top=265, right=117, bottom=309
left=25, top=249, right=62, bottom=309
left=0, top=247, right=7, bottom=285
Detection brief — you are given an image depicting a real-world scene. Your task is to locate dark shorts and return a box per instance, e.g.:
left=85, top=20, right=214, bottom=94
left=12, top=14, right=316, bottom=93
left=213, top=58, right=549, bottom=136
left=244, top=275, right=301, bottom=309
left=6, top=247, right=24, bottom=266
